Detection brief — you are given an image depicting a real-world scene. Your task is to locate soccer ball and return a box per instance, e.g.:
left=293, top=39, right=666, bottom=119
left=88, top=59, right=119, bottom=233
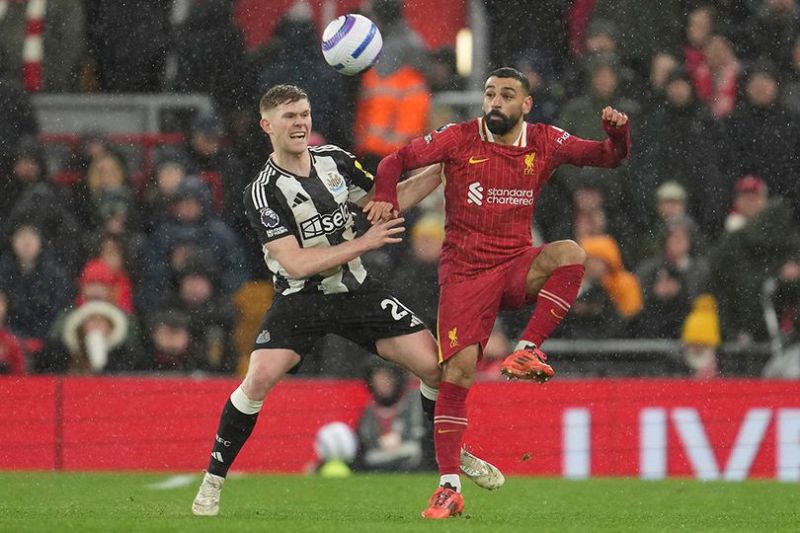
left=314, top=421, right=358, bottom=462
left=321, top=14, right=383, bottom=76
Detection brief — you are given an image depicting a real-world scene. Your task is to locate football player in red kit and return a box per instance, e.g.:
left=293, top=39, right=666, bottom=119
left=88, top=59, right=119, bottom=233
left=365, top=67, right=630, bottom=519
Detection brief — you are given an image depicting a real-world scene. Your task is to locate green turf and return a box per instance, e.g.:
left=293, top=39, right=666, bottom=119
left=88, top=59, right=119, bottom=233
left=0, top=472, right=797, bottom=532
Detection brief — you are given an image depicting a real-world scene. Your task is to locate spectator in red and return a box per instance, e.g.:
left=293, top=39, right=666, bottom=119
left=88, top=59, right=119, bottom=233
left=81, top=188, right=147, bottom=290
left=76, top=236, right=135, bottom=315
left=683, top=5, right=716, bottom=96
left=0, top=288, right=26, bottom=374
left=693, top=35, right=740, bottom=118
left=724, top=175, right=769, bottom=233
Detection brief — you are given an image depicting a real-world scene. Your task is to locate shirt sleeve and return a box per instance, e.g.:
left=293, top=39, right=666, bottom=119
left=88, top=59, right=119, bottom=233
left=243, top=182, right=292, bottom=245
left=334, top=148, right=375, bottom=204
left=373, top=122, right=462, bottom=206
left=548, top=122, right=630, bottom=169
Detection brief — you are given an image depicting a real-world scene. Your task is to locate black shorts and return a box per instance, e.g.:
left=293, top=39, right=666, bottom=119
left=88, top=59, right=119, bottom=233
left=253, top=281, right=428, bottom=372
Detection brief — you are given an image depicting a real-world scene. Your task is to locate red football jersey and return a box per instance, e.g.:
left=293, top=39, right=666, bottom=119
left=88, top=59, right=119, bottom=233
left=376, top=117, right=630, bottom=283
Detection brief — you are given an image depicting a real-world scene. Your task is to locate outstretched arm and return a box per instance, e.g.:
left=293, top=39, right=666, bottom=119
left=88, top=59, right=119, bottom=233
left=397, top=164, right=444, bottom=212
left=368, top=124, right=458, bottom=221
left=556, top=106, right=630, bottom=168
left=360, top=164, right=443, bottom=219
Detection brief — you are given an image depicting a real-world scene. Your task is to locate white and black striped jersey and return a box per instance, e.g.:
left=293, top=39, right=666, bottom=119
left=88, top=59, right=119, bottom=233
left=243, top=145, right=375, bottom=296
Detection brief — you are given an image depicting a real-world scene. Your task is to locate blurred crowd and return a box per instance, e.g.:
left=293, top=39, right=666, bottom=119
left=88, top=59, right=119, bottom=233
left=1, top=0, right=800, bottom=379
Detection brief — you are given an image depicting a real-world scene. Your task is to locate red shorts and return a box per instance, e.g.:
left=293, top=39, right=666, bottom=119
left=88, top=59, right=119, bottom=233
left=436, top=247, right=541, bottom=362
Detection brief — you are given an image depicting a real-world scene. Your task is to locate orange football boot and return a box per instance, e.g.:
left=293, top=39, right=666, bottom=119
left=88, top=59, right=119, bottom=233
left=421, top=485, right=464, bottom=519
left=500, top=346, right=555, bottom=383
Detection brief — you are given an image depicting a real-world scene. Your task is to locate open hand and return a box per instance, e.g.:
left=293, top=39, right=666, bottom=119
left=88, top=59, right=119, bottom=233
left=361, top=217, right=405, bottom=250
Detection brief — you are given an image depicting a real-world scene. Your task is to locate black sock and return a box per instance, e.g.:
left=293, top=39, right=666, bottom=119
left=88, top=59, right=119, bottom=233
left=420, top=392, right=438, bottom=470
left=207, top=398, right=260, bottom=477
left=421, top=392, right=436, bottom=426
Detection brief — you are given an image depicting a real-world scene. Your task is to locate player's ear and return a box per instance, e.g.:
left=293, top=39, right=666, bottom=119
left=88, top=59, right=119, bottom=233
left=522, top=94, right=533, bottom=115
left=260, top=116, right=273, bottom=136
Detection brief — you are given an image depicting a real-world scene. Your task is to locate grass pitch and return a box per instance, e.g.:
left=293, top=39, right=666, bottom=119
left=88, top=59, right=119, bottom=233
left=0, top=472, right=797, bottom=532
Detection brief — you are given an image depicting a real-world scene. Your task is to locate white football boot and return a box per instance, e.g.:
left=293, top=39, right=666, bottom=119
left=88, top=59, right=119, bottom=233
left=191, top=472, right=225, bottom=516
left=460, top=448, right=505, bottom=490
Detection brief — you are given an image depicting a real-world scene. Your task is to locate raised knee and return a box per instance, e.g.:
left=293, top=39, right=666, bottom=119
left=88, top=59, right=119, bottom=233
left=556, top=240, right=586, bottom=267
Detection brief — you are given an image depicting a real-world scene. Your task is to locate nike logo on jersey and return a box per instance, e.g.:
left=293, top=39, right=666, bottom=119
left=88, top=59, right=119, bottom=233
left=468, top=156, right=489, bottom=164
left=550, top=308, right=566, bottom=320
left=437, top=429, right=460, bottom=434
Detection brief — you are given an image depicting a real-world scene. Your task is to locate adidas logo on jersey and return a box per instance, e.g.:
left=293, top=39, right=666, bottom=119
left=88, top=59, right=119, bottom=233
left=467, top=182, right=484, bottom=206
left=292, top=192, right=310, bottom=207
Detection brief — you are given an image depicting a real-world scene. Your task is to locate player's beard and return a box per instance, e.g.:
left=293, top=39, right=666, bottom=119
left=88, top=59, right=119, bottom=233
left=484, top=109, right=520, bottom=135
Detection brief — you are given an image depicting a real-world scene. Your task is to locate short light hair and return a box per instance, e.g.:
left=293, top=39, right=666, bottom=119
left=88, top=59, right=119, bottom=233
left=259, top=84, right=309, bottom=115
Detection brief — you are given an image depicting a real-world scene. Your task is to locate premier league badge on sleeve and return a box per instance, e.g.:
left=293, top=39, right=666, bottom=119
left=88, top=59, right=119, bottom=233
left=260, top=207, right=280, bottom=228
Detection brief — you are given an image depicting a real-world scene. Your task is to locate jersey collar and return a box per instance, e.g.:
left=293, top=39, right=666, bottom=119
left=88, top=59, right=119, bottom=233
left=267, top=151, right=313, bottom=179
left=477, top=117, right=527, bottom=147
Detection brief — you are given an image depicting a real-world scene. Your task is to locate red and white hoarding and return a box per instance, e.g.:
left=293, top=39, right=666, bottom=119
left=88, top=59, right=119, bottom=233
left=1, top=377, right=798, bottom=481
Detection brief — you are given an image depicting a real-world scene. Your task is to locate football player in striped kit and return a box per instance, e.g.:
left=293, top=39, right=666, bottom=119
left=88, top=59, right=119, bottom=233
left=367, top=67, right=630, bottom=518
left=192, top=85, right=503, bottom=517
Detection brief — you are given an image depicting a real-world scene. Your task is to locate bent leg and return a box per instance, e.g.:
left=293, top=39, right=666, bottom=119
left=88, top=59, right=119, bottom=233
left=518, top=240, right=586, bottom=349
left=375, top=330, right=441, bottom=389
left=207, top=348, right=300, bottom=477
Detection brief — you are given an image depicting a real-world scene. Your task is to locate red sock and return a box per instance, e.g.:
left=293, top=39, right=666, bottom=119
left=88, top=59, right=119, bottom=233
left=521, top=264, right=585, bottom=347
left=434, top=381, right=469, bottom=476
